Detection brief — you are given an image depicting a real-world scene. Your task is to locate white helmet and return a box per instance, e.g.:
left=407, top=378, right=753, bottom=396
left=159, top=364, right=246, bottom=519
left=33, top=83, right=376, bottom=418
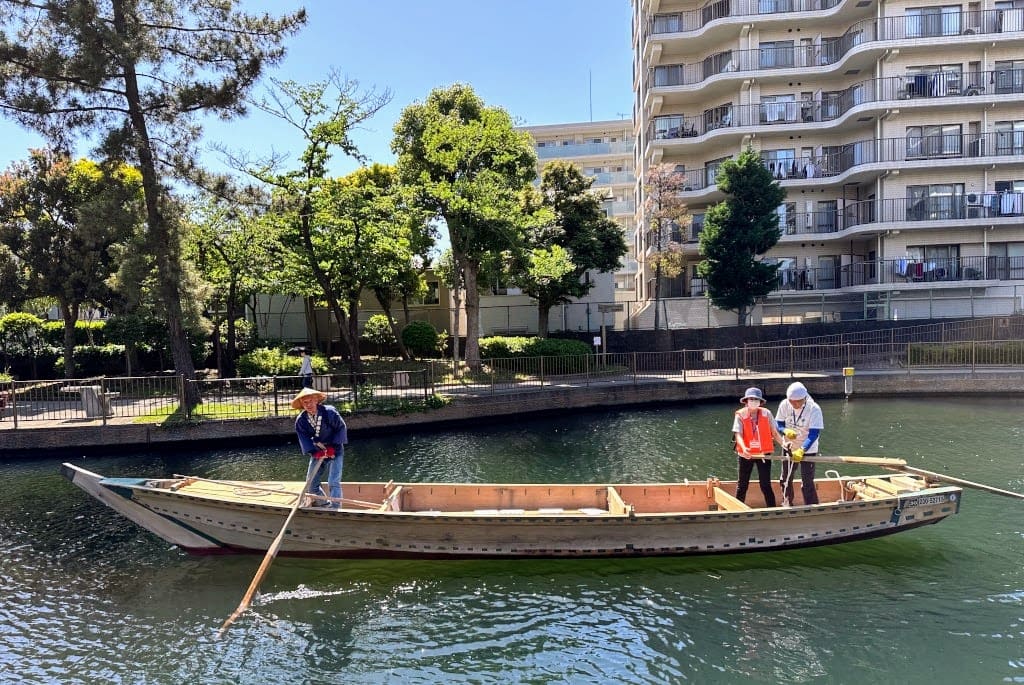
left=786, top=381, right=808, bottom=400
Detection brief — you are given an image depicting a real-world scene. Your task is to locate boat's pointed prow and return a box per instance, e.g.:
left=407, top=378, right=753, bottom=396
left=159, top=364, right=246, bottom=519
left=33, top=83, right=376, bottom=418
left=61, top=462, right=223, bottom=553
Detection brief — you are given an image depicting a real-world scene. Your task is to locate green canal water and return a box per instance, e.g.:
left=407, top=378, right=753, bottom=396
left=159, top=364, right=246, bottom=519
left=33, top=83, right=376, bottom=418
left=1, top=398, right=1022, bottom=684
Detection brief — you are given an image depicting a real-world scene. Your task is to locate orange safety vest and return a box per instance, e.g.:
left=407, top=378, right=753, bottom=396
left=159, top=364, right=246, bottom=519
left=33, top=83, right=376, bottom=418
left=735, top=407, right=774, bottom=456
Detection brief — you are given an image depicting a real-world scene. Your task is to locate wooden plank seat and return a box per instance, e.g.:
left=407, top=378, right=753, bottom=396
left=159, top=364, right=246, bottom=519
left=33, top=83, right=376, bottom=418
left=713, top=487, right=752, bottom=512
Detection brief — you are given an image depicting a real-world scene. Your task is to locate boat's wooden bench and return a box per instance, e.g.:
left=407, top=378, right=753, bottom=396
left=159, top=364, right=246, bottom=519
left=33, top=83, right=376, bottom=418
left=850, top=475, right=928, bottom=501
left=713, top=487, right=752, bottom=512
left=379, top=485, right=404, bottom=512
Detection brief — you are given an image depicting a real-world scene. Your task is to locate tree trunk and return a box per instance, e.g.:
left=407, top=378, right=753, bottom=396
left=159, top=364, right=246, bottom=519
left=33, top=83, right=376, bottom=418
left=347, top=296, right=361, bottom=365
left=460, top=258, right=482, bottom=372
left=451, top=287, right=462, bottom=372
left=224, top=278, right=238, bottom=377
left=537, top=303, right=551, bottom=338
left=112, top=0, right=199, bottom=407
left=378, top=300, right=411, bottom=361
left=60, top=300, right=78, bottom=379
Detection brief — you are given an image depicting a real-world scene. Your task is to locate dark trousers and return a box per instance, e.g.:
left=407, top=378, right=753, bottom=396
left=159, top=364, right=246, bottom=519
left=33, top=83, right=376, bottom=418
left=780, top=456, right=820, bottom=505
left=736, top=456, right=777, bottom=507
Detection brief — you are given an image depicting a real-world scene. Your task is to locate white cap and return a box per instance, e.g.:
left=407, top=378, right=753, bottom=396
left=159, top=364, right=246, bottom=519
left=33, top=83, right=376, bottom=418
left=786, top=382, right=808, bottom=400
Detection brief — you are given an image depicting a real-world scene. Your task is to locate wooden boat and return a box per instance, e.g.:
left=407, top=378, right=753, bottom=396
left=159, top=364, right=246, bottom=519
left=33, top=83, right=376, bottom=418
left=61, top=462, right=962, bottom=559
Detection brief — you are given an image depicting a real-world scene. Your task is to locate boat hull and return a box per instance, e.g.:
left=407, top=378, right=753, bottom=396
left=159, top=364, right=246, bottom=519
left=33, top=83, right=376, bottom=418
left=62, top=464, right=962, bottom=559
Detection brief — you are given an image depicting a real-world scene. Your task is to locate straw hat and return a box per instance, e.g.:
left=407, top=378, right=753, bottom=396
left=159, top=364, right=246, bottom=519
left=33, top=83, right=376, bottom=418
left=291, top=387, right=327, bottom=410
left=740, top=387, right=765, bottom=404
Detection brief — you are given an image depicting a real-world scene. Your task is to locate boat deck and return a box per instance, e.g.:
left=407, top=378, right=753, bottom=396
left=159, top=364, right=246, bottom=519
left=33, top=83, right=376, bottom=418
left=136, top=472, right=936, bottom=516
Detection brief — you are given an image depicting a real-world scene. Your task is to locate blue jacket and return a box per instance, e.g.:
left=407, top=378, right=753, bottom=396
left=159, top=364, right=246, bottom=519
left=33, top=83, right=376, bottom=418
left=295, top=404, right=347, bottom=456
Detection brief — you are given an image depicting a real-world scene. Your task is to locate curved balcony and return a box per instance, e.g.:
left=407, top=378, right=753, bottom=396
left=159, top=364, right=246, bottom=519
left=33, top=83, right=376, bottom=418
left=646, top=10, right=1022, bottom=97
left=649, top=70, right=1021, bottom=144
left=773, top=255, right=1024, bottom=293
left=674, top=132, right=1023, bottom=196
left=651, top=0, right=845, bottom=36
left=536, top=140, right=634, bottom=159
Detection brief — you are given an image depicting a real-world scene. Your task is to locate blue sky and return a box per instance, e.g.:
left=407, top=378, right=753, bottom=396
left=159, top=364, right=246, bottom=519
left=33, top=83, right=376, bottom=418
left=0, top=1, right=633, bottom=178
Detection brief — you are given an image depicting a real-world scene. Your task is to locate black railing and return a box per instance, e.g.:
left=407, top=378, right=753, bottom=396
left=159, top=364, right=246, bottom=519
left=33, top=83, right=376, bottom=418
left=649, top=70, right=1021, bottom=142
left=648, top=10, right=1022, bottom=87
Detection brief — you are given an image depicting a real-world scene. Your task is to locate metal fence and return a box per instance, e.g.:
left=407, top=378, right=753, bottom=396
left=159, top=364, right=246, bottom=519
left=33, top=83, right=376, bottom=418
left=2, top=341, right=1022, bottom=428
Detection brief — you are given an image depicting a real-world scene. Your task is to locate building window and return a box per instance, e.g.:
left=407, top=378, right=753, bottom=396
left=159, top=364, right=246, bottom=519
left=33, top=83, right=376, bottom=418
left=905, top=6, right=961, bottom=37
left=759, top=41, right=794, bottom=68
left=906, top=124, right=962, bottom=158
left=994, top=60, right=1024, bottom=94
left=995, top=120, right=1024, bottom=156
left=907, top=183, right=965, bottom=220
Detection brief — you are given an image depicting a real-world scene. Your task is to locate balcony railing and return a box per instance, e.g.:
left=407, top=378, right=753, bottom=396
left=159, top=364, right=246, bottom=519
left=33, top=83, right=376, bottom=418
left=649, top=70, right=1020, bottom=141
left=648, top=10, right=1021, bottom=88
left=773, top=256, right=1024, bottom=292
left=536, top=140, right=634, bottom=159
left=671, top=132, right=1021, bottom=193
left=589, top=171, right=636, bottom=185
left=651, top=0, right=844, bottom=35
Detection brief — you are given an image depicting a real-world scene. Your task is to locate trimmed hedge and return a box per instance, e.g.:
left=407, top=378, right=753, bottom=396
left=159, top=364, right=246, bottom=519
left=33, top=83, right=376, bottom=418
left=53, top=344, right=125, bottom=376
left=236, top=347, right=329, bottom=377
left=480, top=336, right=595, bottom=374
left=42, top=320, right=106, bottom=346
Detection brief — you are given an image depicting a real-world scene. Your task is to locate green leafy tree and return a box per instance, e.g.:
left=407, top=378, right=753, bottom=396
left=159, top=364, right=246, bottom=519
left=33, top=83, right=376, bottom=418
left=393, top=84, right=537, bottom=371
left=513, top=161, right=627, bottom=337
left=224, top=75, right=390, bottom=368
left=186, top=197, right=282, bottom=378
left=363, top=314, right=395, bottom=357
left=0, top=0, right=305, bottom=402
left=643, top=164, right=689, bottom=331
left=697, top=148, right=786, bottom=325
left=0, top=151, right=143, bottom=378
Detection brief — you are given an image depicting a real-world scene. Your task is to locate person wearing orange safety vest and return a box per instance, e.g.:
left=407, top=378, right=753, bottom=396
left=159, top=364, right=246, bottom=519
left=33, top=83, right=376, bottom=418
left=731, top=387, right=786, bottom=507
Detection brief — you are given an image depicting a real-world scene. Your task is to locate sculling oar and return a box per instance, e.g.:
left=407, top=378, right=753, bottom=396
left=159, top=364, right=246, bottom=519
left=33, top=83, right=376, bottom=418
left=888, top=465, right=1024, bottom=501
left=217, top=468, right=321, bottom=638
left=764, top=454, right=908, bottom=467
left=764, top=454, right=1024, bottom=501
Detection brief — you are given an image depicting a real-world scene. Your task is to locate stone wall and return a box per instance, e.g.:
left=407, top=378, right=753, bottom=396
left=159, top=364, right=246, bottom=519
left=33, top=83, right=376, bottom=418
left=4, top=371, right=1023, bottom=456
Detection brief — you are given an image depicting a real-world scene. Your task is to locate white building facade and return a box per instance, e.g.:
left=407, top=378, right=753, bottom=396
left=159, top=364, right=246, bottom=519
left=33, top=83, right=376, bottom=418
left=632, top=0, right=1024, bottom=326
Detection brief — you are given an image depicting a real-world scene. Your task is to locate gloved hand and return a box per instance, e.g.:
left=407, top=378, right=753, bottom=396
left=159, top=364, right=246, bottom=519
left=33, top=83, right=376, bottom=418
left=793, top=448, right=805, bottom=462
left=783, top=428, right=798, bottom=440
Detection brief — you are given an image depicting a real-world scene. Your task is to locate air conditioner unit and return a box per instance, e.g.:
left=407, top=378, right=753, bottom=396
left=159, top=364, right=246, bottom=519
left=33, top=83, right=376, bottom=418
left=966, top=193, right=982, bottom=205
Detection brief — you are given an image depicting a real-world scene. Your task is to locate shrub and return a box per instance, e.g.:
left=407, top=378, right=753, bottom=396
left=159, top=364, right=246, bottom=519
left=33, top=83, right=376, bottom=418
left=236, top=347, right=329, bottom=377
left=42, top=320, right=106, bottom=346
left=401, top=320, right=439, bottom=358
left=0, top=312, right=46, bottom=355
left=363, top=315, right=396, bottom=349
left=53, top=344, right=125, bottom=377
left=480, top=335, right=594, bottom=374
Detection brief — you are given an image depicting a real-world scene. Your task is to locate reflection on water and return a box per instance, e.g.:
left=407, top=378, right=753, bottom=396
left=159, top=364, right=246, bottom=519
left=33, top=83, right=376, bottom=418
left=1, top=398, right=1023, bottom=684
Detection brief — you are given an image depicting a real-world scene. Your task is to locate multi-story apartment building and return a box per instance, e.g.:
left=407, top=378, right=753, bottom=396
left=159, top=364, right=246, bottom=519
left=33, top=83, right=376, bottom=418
left=632, top=0, right=1024, bottom=326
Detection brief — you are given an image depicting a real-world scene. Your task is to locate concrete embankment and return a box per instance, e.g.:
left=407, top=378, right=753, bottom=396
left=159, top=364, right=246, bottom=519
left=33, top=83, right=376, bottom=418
left=3, top=370, right=1023, bottom=457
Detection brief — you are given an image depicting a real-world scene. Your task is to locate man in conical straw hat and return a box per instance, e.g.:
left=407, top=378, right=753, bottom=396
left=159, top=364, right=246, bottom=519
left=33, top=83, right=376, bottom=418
left=292, top=387, right=347, bottom=509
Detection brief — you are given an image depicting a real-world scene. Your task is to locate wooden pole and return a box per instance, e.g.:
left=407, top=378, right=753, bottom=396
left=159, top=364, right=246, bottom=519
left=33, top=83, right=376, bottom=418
left=892, top=465, right=1024, bottom=501
left=217, top=466, right=321, bottom=638
left=763, top=454, right=908, bottom=467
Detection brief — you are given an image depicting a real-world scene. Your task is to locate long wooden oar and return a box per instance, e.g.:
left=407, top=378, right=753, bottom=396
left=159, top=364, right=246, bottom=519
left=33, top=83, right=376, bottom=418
left=217, top=467, right=321, bottom=638
left=764, top=454, right=1024, bottom=500
left=889, top=465, right=1024, bottom=501
left=764, top=454, right=908, bottom=467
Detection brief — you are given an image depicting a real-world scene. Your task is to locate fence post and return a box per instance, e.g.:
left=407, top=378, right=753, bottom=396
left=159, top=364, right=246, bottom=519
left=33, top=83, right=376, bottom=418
left=272, top=376, right=279, bottom=417
left=100, top=377, right=108, bottom=427
left=585, top=353, right=590, bottom=387
left=972, top=340, right=976, bottom=373
left=423, top=369, right=429, bottom=404
left=179, top=374, right=188, bottom=421
left=11, top=380, right=18, bottom=430
left=490, top=359, right=495, bottom=396
left=906, top=342, right=911, bottom=374
left=682, top=349, right=687, bottom=382
left=735, top=347, right=740, bottom=380
left=632, top=351, right=638, bottom=385
left=789, top=341, right=794, bottom=378
left=540, top=355, right=545, bottom=387
left=846, top=342, right=852, bottom=368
